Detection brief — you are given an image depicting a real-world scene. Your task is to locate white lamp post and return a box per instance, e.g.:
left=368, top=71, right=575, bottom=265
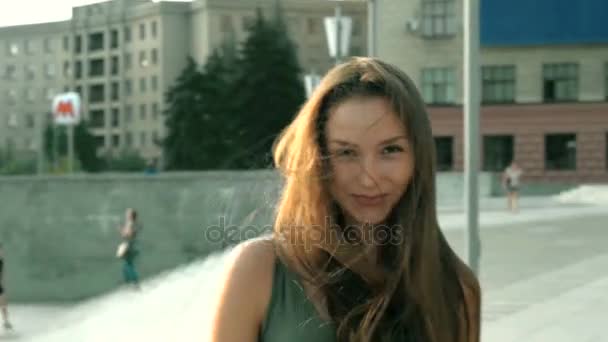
left=324, top=1, right=353, bottom=65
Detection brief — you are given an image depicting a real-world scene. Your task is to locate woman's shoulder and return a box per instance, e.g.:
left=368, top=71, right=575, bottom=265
left=209, top=236, right=278, bottom=338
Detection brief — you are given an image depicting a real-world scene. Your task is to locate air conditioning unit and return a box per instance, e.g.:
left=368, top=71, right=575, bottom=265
left=405, top=18, right=419, bottom=33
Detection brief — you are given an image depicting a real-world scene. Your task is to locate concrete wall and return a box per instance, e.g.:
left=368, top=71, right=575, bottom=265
left=0, top=170, right=495, bottom=303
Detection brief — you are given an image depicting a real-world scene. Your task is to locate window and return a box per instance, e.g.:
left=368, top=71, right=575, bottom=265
left=139, top=51, right=148, bottom=67
left=422, top=67, right=456, bottom=104
left=26, top=88, right=36, bottom=103
left=306, top=18, right=318, bottom=35
left=482, top=65, right=515, bottom=103
left=75, top=35, right=82, bottom=53
left=140, top=131, right=147, bottom=146
left=112, top=134, right=120, bottom=148
left=44, top=63, right=56, bottom=79
left=125, top=105, right=133, bottom=123
left=124, top=26, right=131, bottom=43
left=140, top=104, right=147, bottom=120
left=25, top=65, right=36, bottom=80
left=125, top=53, right=132, bottom=69
left=421, top=0, right=456, bottom=38
left=63, top=61, right=71, bottom=77
left=125, top=131, right=133, bottom=146
left=140, top=78, right=147, bottom=93
left=139, top=23, right=146, bottom=40
left=8, top=42, right=19, bottom=56
left=7, top=89, right=17, bottom=105
left=221, top=15, right=233, bottom=33
left=242, top=16, right=255, bottom=31
left=111, top=82, right=119, bottom=101
left=44, top=38, right=53, bottom=53
left=151, top=21, right=158, bottom=38
left=434, top=136, right=453, bottom=171
left=75, top=61, right=82, bottom=79
left=88, top=32, right=104, bottom=52
left=89, top=84, right=105, bottom=103
left=25, top=39, right=36, bottom=54
left=7, top=113, right=18, bottom=127
left=111, top=108, right=119, bottom=127
left=89, top=58, right=105, bottom=77
left=45, top=87, right=55, bottom=100
left=124, top=79, right=132, bottom=96
left=90, top=109, right=105, bottom=128
left=111, top=29, right=119, bottom=49
left=545, top=133, right=576, bottom=170
left=26, top=114, right=35, bottom=128
left=543, top=63, right=578, bottom=102
left=63, top=36, right=69, bottom=51
left=352, top=18, right=361, bottom=36
left=111, top=56, right=119, bottom=75
left=151, top=75, right=158, bottom=91
left=483, top=135, right=514, bottom=171
left=151, top=48, right=158, bottom=64
left=4, top=65, right=16, bottom=80
left=94, top=135, right=105, bottom=149
left=152, top=103, right=159, bottom=120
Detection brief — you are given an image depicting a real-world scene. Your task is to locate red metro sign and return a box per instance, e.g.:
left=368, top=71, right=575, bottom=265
left=52, top=92, right=81, bottom=125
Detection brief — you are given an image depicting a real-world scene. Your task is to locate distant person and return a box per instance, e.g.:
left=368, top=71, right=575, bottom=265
left=0, top=244, right=13, bottom=330
left=144, top=159, right=158, bottom=175
left=116, top=208, right=142, bottom=289
left=503, top=161, right=523, bottom=213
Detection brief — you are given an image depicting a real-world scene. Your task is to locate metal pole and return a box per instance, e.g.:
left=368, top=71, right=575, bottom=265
left=37, top=115, right=44, bottom=175
left=335, top=3, right=342, bottom=64
left=367, top=0, right=377, bottom=57
left=464, top=0, right=481, bottom=275
left=53, top=124, right=58, bottom=171
left=67, top=124, right=74, bottom=173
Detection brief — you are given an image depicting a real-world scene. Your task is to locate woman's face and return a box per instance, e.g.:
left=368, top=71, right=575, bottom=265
left=325, top=96, right=414, bottom=226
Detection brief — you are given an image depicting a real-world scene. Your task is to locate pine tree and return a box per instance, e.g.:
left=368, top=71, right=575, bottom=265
left=162, top=57, right=206, bottom=170
left=226, top=7, right=306, bottom=169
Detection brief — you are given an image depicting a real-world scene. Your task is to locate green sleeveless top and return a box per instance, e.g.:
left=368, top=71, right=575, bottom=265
left=259, top=258, right=336, bottom=342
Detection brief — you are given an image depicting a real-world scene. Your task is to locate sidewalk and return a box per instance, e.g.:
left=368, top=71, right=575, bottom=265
left=482, top=253, right=608, bottom=341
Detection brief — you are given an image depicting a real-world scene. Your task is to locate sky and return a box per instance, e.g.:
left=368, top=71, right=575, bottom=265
left=0, top=0, right=193, bottom=28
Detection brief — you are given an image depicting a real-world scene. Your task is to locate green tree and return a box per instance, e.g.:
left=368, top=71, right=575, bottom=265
left=44, top=120, right=103, bottom=172
left=226, top=7, right=306, bottom=169
left=162, top=57, right=206, bottom=170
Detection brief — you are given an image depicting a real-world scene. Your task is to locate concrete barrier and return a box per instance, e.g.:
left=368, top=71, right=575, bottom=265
left=0, top=170, right=498, bottom=302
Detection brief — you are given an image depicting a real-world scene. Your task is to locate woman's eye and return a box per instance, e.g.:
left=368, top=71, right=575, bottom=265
left=334, top=149, right=356, bottom=158
left=382, top=145, right=405, bottom=154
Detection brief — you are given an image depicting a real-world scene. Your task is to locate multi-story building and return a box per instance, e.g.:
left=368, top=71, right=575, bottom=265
left=376, top=0, right=608, bottom=184
left=0, top=0, right=366, bottom=163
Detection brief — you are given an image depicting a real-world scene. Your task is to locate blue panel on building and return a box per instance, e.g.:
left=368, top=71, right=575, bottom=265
left=481, top=0, right=608, bottom=46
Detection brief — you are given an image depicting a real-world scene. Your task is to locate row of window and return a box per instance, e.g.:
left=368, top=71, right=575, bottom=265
left=422, top=62, right=607, bottom=104
left=2, top=128, right=161, bottom=152
left=89, top=103, right=162, bottom=129
left=96, top=130, right=162, bottom=150
left=1, top=48, right=158, bottom=82
left=435, top=133, right=603, bottom=172
left=219, top=14, right=363, bottom=37
left=2, top=21, right=158, bottom=58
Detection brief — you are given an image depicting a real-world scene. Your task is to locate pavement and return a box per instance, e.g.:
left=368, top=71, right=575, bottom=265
left=2, top=195, right=607, bottom=341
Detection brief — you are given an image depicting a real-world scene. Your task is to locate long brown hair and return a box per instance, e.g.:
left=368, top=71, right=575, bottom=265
left=272, top=57, right=480, bottom=342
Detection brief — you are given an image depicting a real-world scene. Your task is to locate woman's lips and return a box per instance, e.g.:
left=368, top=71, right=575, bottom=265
left=351, top=194, right=387, bottom=206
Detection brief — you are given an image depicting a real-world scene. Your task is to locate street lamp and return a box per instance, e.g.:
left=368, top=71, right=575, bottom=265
left=324, top=1, right=353, bottom=65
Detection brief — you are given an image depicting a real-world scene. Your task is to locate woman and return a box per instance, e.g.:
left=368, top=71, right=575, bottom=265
left=117, top=208, right=141, bottom=289
left=502, top=161, right=523, bottom=213
left=208, top=58, right=480, bottom=341
left=0, top=244, right=13, bottom=330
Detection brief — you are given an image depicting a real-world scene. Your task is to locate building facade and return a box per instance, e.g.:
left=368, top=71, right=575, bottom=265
left=376, top=0, right=608, bottom=183
left=0, top=0, right=366, bottom=163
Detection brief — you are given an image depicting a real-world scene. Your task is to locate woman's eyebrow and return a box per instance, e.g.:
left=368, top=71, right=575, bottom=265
left=328, top=135, right=408, bottom=147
